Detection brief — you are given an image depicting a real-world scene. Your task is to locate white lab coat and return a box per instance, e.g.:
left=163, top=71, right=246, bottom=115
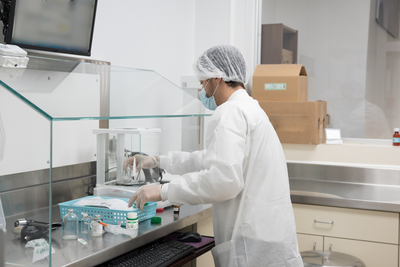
left=160, top=89, right=303, bottom=267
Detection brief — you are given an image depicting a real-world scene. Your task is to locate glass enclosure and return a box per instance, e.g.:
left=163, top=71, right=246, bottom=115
left=0, top=55, right=210, bottom=266
left=262, top=0, right=399, bottom=139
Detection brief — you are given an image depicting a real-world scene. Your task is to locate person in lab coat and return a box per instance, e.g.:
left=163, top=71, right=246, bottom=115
left=125, top=45, right=303, bottom=267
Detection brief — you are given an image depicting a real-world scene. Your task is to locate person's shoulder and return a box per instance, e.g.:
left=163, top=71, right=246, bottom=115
left=212, top=101, right=244, bottom=121
left=215, top=98, right=250, bottom=118
left=214, top=95, right=264, bottom=125
left=223, top=93, right=265, bottom=117
left=219, top=90, right=253, bottom=108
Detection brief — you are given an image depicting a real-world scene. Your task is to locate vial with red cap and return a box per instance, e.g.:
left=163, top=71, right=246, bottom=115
left=393, top=128, right=400, bottom=146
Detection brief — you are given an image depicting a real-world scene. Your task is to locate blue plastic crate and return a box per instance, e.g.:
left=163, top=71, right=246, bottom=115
left=58, top=196, right=157, bottom=226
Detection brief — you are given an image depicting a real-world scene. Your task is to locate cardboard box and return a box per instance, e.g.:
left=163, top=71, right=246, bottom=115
left=259, top=101, right=327, bottom=144
left=282, top=49, right=293, bottom=64
left=253, top=64, right=308, bottom=101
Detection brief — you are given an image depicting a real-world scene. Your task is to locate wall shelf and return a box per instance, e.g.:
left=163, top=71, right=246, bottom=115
left=261, top=23, right=298, bottom=64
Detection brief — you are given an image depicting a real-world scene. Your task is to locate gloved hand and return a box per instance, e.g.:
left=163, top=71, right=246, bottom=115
left=123, top=154, right=158, bottom=172
left=127, top=184, right=162, bottom=210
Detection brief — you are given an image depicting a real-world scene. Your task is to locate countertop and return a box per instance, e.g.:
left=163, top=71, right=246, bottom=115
left=5, top=183, right=400, bottom=266
left=4, top=203, right=212, bottom=267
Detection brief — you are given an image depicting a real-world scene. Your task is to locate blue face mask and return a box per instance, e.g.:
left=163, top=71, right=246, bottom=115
left=199, top=79, right=220, bottom=111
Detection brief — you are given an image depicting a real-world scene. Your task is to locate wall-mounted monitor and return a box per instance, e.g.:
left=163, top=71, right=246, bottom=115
left=5, top=0, right=98, bottom=56
left=376, top=0, right=399, bottom=38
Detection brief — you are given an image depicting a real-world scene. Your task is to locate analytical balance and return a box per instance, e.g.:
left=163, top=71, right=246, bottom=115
left=93, top=128, right=168, bottom=206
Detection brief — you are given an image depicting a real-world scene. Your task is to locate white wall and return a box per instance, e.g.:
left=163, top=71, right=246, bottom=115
left=194, top=0, right=231, bottom=58
left=90, top=0, right=196, bottom=86
left=92, top=0, right=260, bottom=88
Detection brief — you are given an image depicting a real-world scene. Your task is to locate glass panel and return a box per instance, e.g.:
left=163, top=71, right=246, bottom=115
left=0, top=54, right=210, bottom=266
left=0, top=85, right=52, bottom=265
left=0, top=55, right=209, bottom=121
left=109, top=117, right=202, bottom=154
left=109, top=67, right=207, bottom=119
left=262, top=0, right=397, bottom=139
left=0, top=85, right=51, bottom=176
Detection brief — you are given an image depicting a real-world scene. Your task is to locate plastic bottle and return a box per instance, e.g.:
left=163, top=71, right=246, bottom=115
left=173, top=205, right=180, bottom=220
left=91, top=215, right=103, bottom=237
left=63, top=209, right=78, bottom=240
left=126, top=212, right=138, bottom=230
left=174, top=205, right=180, bottom=214
left=393, top=128, right=400, bottom=146
left=81, top=213, right=91, bottom=234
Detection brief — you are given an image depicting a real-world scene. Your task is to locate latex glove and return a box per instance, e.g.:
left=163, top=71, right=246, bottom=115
left=127, top=184, right=162, bottom=210
left=123, top=154, right=158, bottom=171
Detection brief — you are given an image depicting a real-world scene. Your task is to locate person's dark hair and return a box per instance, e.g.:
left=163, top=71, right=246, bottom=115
left=225, top=81, right=245, bottom=89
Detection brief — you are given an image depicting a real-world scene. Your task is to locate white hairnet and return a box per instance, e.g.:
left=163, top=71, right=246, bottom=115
left=193, top=45, right=249, bottom=84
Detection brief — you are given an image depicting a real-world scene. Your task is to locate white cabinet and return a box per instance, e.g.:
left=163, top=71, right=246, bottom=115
left=293, top=204, right=398, bottom=244
left=297, top=233, right=323, bottom=252
left=324, top=237, right=398, bottom=267
left=293, top=204, right=399, bottom=267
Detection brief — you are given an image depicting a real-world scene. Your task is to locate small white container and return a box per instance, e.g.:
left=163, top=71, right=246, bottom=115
left=126, top=212, right=138, bottom=230
left=91, top=215, right=103, bottom=237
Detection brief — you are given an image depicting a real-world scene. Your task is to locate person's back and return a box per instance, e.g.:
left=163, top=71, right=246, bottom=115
left=208, top=88, right=302, bottom=266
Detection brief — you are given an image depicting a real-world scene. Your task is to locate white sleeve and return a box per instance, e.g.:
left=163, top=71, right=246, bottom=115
left=159, top=150, right=206, bottom=176
left=165, top=104, right=247, bottom=205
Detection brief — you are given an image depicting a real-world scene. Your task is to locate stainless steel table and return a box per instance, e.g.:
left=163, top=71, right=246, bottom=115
left=290, top=180, right=400, bottom=213
left=288, top=163, right=400, bottom=213
left=4, top=204, right=212, bottom=267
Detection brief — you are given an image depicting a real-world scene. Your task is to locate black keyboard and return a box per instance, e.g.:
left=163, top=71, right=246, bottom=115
left=99, top=238, right=196, bottom=267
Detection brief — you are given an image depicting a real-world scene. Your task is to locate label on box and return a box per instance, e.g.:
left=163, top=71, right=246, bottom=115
left=264, top=83, right=287, bottom=90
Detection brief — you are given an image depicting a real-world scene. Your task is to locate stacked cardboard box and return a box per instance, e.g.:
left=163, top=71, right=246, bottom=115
left=282, top=49, right=293, bottom=64
left=253, top=64, right=327, bottom=145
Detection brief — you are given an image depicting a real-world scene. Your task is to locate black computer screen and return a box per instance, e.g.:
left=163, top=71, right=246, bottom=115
left=5, top=0, right=98, bottom=56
